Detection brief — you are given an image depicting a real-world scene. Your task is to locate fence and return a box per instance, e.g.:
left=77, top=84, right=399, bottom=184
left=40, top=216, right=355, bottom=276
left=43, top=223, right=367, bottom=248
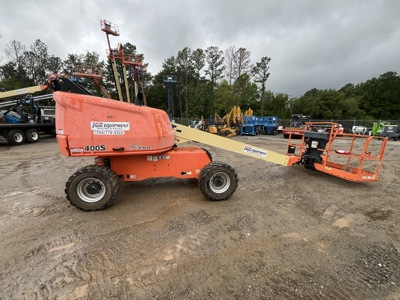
left=175, top=117, right=400, bottom=134
left=281, top=119, right=400, bottom=134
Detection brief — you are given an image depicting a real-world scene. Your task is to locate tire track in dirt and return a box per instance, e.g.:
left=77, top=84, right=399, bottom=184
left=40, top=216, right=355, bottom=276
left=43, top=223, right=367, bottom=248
left=2, top=198, right=211, bottom=299
left=181, top=236, right=400, bottom=299
left=1, top=136, right=399, bottom=299
left=1, top=188, right=67, bottom=222
left=13, top=230, right=210, bottom=299
left=0, top=160, right=29, bottom=187
left=0, top=233, right=79, bottom=299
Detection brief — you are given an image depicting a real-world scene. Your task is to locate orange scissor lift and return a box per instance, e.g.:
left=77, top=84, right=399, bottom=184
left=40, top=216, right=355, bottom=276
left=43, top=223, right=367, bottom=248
left=51, top=21, right=389, bottom=211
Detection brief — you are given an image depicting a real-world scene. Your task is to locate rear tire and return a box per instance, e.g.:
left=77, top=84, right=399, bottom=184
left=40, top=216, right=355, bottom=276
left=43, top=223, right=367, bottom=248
left=7, top=129, right=25, bottom=146
left=65, top=165, right=120, bottom=211
left=25, top=129, right=40, bottom=143
left=198, top=161, right=238, bottom=201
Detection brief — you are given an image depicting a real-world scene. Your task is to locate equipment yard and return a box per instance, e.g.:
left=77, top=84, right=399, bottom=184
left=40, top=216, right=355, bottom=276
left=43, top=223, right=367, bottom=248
left=1, top=135, right=400, bottom=299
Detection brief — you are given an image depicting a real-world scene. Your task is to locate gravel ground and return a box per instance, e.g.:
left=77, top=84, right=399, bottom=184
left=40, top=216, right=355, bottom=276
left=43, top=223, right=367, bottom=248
left=0, top=134, right=399, bottom=299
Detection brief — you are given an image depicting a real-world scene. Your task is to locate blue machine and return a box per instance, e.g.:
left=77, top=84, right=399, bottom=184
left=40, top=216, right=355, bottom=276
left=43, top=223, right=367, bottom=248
left=261, top=116, right=279, bottom=135
left=240, top=115, right=280, bottom=136
left=240, top=116, right=261, bottom=136
left=2, top=112, right=23, bottom=124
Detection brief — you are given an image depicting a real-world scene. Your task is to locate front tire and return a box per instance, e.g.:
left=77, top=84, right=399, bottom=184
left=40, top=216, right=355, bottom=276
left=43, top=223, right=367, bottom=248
left=65, top=165, right=120, bottom=211
left=198, top=162, right=238, bottom=201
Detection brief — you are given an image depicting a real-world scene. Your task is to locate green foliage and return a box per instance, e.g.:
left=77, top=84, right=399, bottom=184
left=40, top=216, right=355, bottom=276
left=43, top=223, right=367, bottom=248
left=0, top=62, right=33, bottom=92
left=252, top=56, right=271, bottom=115
left=359, top=72, right=400, bottom=119
left=265, top=93, right=291, bottom=118
left=214, top=80, right=232, bottom=115
left=232, top=73, right=259, bottom=110
left=147, top=73, right=168, bottom=110
left=1, top=39, right=400, bottom=121
left=290, top=72, right=400, bottom=120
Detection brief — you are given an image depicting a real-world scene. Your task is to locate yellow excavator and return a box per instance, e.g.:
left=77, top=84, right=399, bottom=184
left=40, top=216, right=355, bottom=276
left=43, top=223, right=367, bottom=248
left=204, top=105, right=251, bottom=137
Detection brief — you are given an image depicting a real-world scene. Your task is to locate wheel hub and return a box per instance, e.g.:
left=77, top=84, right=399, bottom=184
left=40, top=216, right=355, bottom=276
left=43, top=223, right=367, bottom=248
left=77, top=178, right=106, bottom=203
left=213, top=176, right=224, bottom=187
left=87, top=182, right=102, bottom=194
left=210, top=172, right=230, bottom=193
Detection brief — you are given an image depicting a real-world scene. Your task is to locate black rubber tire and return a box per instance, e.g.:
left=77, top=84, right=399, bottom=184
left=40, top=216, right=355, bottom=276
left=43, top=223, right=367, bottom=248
left=198, top=161, right=238, bottom=201
left=25, top=128, right=40, bottom=143
left=7, top=129, right=25, bottom=146
left=65, top=165, right=120, bottom=211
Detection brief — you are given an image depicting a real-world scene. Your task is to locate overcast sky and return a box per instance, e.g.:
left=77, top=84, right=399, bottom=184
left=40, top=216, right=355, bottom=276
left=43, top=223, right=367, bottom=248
left=0, top=0, right=399, bottom=97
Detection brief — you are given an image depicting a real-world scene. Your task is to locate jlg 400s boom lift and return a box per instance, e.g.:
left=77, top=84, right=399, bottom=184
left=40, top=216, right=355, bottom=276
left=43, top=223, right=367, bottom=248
left=52, top=20, right=388, bottom=211
left=51, top=77, right=388, bottom=211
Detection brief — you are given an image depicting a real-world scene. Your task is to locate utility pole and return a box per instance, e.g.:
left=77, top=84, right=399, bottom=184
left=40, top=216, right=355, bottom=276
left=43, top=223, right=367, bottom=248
left=163, top=75, right=177, bottom=121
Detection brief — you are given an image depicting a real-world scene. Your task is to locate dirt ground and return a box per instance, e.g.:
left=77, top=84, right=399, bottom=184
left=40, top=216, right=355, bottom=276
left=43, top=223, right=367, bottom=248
left=0, top=133, right=400, bottom=300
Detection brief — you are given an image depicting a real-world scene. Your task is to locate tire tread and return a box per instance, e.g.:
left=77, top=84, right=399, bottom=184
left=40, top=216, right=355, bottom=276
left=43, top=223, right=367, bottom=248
left=65, top=165, right=119, bottom=211
left=198, top=161, right=238, bottom=201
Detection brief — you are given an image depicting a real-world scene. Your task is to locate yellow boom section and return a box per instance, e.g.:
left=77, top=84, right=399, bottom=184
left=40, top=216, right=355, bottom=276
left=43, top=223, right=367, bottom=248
left=173, top=123, right=290, bottom=166
left=0, top=85, right=48, bottom=99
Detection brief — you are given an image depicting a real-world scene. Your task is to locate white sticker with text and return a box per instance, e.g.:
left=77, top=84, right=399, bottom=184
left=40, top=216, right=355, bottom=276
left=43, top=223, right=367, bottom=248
left=91, top=122, right=130, bottom=135
left=243, top=145, right=267, bottom=158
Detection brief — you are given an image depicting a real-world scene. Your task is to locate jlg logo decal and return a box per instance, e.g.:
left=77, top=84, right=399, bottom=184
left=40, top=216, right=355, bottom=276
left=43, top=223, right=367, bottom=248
left=243, top=145, right=267, bottom=157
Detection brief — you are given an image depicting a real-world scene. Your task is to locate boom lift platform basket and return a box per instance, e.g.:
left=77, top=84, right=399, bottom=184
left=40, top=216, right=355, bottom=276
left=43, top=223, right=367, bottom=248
left=286, top=122, right=388, bottom=182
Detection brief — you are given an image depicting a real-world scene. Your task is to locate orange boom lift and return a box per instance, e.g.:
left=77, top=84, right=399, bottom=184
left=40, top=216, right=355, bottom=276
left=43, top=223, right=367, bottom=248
left=51, top=80, right=388, bottom=211
left=50, top=21, right=388, bottom=211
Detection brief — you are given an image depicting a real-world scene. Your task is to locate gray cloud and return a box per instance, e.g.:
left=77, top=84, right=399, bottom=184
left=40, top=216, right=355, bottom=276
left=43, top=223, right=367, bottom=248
left=1, top=0, right=399, bottom=97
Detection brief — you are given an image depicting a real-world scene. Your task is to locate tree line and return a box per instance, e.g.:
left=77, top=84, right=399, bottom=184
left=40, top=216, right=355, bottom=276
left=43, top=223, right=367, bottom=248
left=1, top=39, right=399, bottom=121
